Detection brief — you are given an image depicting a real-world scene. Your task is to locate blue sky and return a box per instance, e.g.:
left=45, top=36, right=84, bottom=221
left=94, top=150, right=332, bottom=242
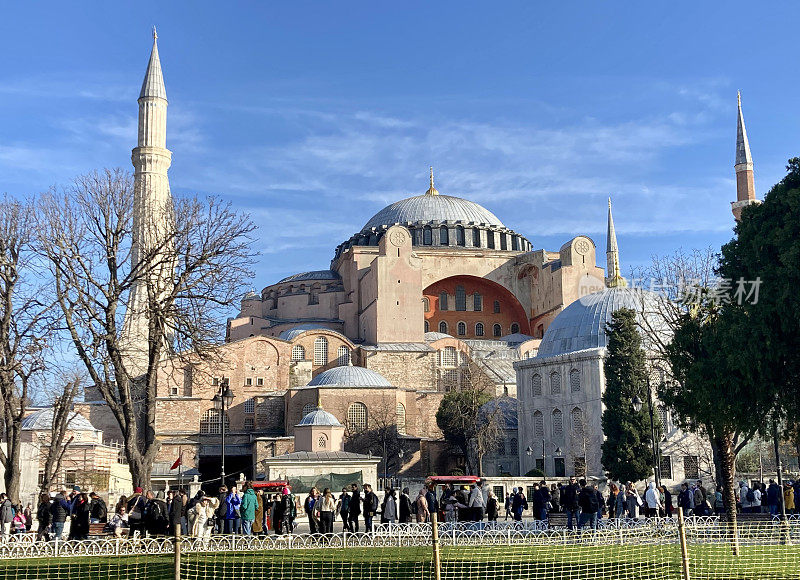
left=2, top=1, right=798, bottom=292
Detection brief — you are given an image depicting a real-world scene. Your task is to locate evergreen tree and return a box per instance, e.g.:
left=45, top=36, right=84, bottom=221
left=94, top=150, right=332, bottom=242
left=600, top=307, right=653, bottom=482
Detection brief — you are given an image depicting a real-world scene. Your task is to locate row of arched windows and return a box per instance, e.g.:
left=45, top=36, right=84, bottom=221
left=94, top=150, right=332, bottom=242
left=427, top=321, right=520, bottom=337
left=529, top=369, right=581, bottom=396
left=531, top=407, right=584, bottom=439
left=290, top=339, right=351, bottom=367
left=418, top=226, right=525, bottom=251
left=433, top=290, right=495, bottom=313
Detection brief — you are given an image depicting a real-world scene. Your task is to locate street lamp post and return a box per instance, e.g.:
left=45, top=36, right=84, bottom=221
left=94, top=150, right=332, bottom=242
left=212, top=383, right=234, bottom=487
left=632, top=378, right=661, bottom=488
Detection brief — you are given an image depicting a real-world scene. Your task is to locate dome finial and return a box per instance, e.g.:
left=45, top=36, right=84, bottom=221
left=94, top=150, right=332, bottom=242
left=152, top=25, right=158, bottom=41
left=426, top=166, right=439, bottom=196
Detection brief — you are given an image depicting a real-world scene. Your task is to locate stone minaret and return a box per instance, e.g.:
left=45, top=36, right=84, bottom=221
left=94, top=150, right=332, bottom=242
left=121, top=28, right=174, bottom=376
left=606, top=197, right=626, bottom=288
left=732, top=91, right=758, bottom=221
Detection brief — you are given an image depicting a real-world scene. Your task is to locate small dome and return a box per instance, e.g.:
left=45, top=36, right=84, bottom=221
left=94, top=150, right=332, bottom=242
left=307, top=366, right=392, bottom=388
left=22, top=408, right=98, bottom=432
left=537, top=287, right=666, bottom=358
left=479, top=397, right=518, bottom=430
left=424, top=331, right=453, bottom=341
left=278, top=324, right=346, bottom=341
left=499, top=333, right=535, bottom=346
left=279, top=270, right=340, bottom=284
left=361, top=194, right=504, bottom=231
left=297, top=408, right=342, bottom=427
left=242, top=290, right=260, bottom=301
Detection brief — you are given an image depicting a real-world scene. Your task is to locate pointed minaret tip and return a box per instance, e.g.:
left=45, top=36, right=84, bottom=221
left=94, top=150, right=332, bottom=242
left=139, top=27, right=167, bottom=101
left=736, top=90, right=752, bottom=167
left=606, top=196, right=626, bottom=288
left=425, top=166, right=439, bottom=195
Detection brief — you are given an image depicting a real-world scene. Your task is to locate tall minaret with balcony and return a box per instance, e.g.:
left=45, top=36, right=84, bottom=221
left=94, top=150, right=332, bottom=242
left=732, top=91, right=759, bottom=221
left=121, top=28, right=174, bottom=376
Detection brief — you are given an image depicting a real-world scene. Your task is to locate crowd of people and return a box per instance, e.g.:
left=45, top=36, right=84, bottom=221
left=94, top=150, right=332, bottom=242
left=4, top=476, right=799, bottom=540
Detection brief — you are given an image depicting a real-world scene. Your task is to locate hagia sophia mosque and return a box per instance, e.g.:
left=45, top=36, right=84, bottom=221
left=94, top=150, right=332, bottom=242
left=76, top=32, right=759, bottom=490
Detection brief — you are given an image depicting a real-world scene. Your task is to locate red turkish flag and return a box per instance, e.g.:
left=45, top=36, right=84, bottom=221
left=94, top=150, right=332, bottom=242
left=170, top=455, right=182, bottom=470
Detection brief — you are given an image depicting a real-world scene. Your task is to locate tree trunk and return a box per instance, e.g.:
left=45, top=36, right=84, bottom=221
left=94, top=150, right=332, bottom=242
left=3, top=424, right=21, bottom=504
left=714, top=432, right=740, bottom=556
left=710, top=438, right=724, bottom=487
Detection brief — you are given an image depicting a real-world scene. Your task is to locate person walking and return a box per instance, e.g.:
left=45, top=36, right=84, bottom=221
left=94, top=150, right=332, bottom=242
left=89, top=492, right=108, bottom=524
left=504, top=492, right=512, bottom=520
left=562, top=477, right=580, bottom=529
left=36, top=493, right=52, bottom=541
left=191, top=496, right=216, bottom=540
left=144, top=491, right=169, bottom=536
left=399, top=488, right=413, bottom=524
left=348, top=484, right=361, bottom=532
left=186, top=491, right=204, bottom=533
left=645, top=482, right=662, bottom=518
left=49, top=491, right=71, bottom=540
left=615, top=484, right=628, bottom=518
left=627, top=485, right=642, bottom=520
left=239, top=483, right=257, bottom=536
left=317, top=488, right=337, bottom=533
left=577, top=480, right=599, bottom=529
left=70, top=493, right=91, bottom=540
left=304, top=488, right=319, bottom=534
left=606, top=483, right=618, bottom=519
left=784, top=482, right=796, bottom=514
left=0, top=494, right=14, bottom=536
left=224, top=486, right=242, bottom=534
left=661, top=485, right=674, bottom=517
left=337, top=488, right=351, bottom=531
left=534, top=482, right=550, bottom=521
left=362, top=484, right=378, bottom=532
left=511, top=488, right=528, bottom=522
left=415, top=488, right=430, bottom=522
left=425, top=484, right=439, bottom=522
left=550, top=484, right=561, bottom=513
left=468, top=481, right=486, bottom=521
left=677, top=483, right=692, bottom=516
left=486, top=490, right=498, bottom=522
left=127, top=487, right=147, bottom=537
left=168, top=489, right=187, bottom=536
left=381, top=488, right=397, bottom=524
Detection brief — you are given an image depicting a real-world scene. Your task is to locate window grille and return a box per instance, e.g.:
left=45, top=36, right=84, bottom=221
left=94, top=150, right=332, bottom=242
left=318, top=435, right=327, bottom=449
left=440, top=226, right=449, bottom=245
left=570, top=369, right=581, bottom=393
left=475, top=322, right=484, bottom=336
left=291, top=345, right=305, bottom=361
left=301, top=403, right=316, bottom=417
left=550, top=371, right=561, bottom=394
left=439, top=292, right=448, bottom=311
left=439, top=347, right=458, bottom=367
left=423, top=226, right=432, bottom=245
left=509, top=438, right=518, bottom=455
left=243, top=417, right=254, bottom=431
left=337, top=346, right=350, bottom=366
left=473, top=293, right=482, bottom=311
left=457, top=322, right=466, bottom=336
left=531, top=374, right=542, bottom=396
left=439, top=321, right=448, bottom=334
left=347, top=403, right=368, bottom=432
left=455, top=285, right=466, bottom=311
left=200, top=409, right=228, bottom=434
left=660, top=455, right=673, bottom=479
left=493, top=300, right=500, bottom=313
left=533, top=410, right=544, bottom=437
left=683, top=456, right=699, bottom=479
left=493, top=324, right=502, bottom=337
left=313, top=337, right=328, bottom=366
left=571, top=407, right=584, bottom=436
left=552, top=408, right=563, bottom=438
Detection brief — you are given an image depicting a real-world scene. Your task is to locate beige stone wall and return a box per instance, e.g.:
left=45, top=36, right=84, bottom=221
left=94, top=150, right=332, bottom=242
left=360, top=350, right=436, bottom=394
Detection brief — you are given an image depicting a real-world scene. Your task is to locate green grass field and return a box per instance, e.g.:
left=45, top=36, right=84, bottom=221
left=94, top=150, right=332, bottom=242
left=0, top=544, right=797, bottom=580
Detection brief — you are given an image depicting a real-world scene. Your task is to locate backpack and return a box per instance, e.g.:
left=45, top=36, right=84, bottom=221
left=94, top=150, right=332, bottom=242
left=746, top=488, right=755, bottom=503
left=341, top=495, right=351, bottom=512
left=371, top=493, right=379, bottom=513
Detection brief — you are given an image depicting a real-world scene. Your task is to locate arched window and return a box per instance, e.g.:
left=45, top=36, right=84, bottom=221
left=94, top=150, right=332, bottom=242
left=439, top=226, right=449, bottom=245
left=291, top=345, right=305, bottom=362
left=487, top=231, right=495, bottom=249
left=493, top=300, right=501, bottom=314
left=457, top=322, right=466, bottom=336
left=509, top=438, right=518, bottom=456
left=550, top=371, right=561, bottom=395
left=396, top=402, right=406, bottom=435
left=531, top=374, right=542, bottom=396
left=301, top=403, right=316, bottom=417
left=347, top=402, right=368, bottom=432
left=455, top=226, right=465, bottom=246
left=424, top=320, right=429, bottom=333
left=658, top=406, right=669, bottom=432
left=422, top=297, right=430, bottom=312
left=571, top=407, right=585, bottom=436
left=439, top=346, right=458, bottom=367
left=570, top=369, right=581, bottom=393
left=493, top=323, right=502, bottom=337
left=337, top=346, right=351, bottom=366
left=439, top=291, right=449, bottom=311
left=533, top=410, right=544, bottom=437
left=313, top=337, right=328, bottom=366
left=200, top=408, right=228, bottom=434
left=455, top=285, right=466, bottom=311
left=439, top=321, right=448, bottom=334
left=475, top=322, right=484, bottom=337
left=472, top=228, right=481, bottom=247
left=510, top=322, right=520, bottom=334
left=500, top=233, right=508, bottom=250
left=317, top=435, right=327, bottom=449
left=552, top=408, right=563, bottom=438
left=473, top=293, right=482, bottom=311
left=511, top=236, right=519, bottom=251
left=423, top=226, right=432, bottom=245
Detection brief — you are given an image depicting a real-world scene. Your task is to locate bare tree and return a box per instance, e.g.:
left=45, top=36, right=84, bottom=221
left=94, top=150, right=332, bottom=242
left=38, top=372, right=82, bottom=494
left=341, top=395, right=406, bottom=478
left=0, top=195, right=50, bottom=502
left=37, top=170, right=256, bottom=488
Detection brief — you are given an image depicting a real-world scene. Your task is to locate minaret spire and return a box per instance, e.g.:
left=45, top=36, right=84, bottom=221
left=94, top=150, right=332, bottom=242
left=606, top=197, right=626, bottom=288
left=732, top=91, right=758, bottom=221
left=121, top=29, right=174, bottom=376
left=425, top=166, right=439, bottom=196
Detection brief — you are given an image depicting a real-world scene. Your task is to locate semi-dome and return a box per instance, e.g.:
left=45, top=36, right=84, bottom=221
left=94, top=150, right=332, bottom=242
left=296, top=407, right=342, bottom=427
left=22, top=408, right=98, bottom=431
left=361, top=194, right=505, bottom=231
left=279, top=270, right=340, bottom=284
left=537, top=287, right=667, bottom=358
left=307, top=366, right=392, bottom=388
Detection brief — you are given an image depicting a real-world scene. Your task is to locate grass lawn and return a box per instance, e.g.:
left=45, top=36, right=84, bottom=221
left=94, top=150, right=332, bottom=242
left=0, top=544, right=797, bottom=580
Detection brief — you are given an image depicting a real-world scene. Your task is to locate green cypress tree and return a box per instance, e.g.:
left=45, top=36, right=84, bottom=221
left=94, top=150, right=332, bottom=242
left=600, top=307, right=653, bottom=482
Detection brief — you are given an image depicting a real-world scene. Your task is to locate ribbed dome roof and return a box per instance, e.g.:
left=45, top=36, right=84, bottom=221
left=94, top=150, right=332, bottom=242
left=537, top=287, right=666, bottom=358
left=279, top=270, right=340, bottom=284
left=424, top=331, right=453, bottom=341
left=22, top=408, right=98, bottom=431
left=297, top=408, right=342, bottom=427
left=279, top=324, right=335, bottom=341
left=307, top=366, right=392, bottom=388
left=361, top=194, right=504, bottom=232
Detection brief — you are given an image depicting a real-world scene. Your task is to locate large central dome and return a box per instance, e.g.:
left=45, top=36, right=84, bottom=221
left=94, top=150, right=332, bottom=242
left=361, top=194, right=505, bottom=232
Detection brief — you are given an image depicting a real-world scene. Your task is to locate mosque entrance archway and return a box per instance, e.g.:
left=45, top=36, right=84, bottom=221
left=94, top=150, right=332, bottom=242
left=423, top=275, right=531, bottom=338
